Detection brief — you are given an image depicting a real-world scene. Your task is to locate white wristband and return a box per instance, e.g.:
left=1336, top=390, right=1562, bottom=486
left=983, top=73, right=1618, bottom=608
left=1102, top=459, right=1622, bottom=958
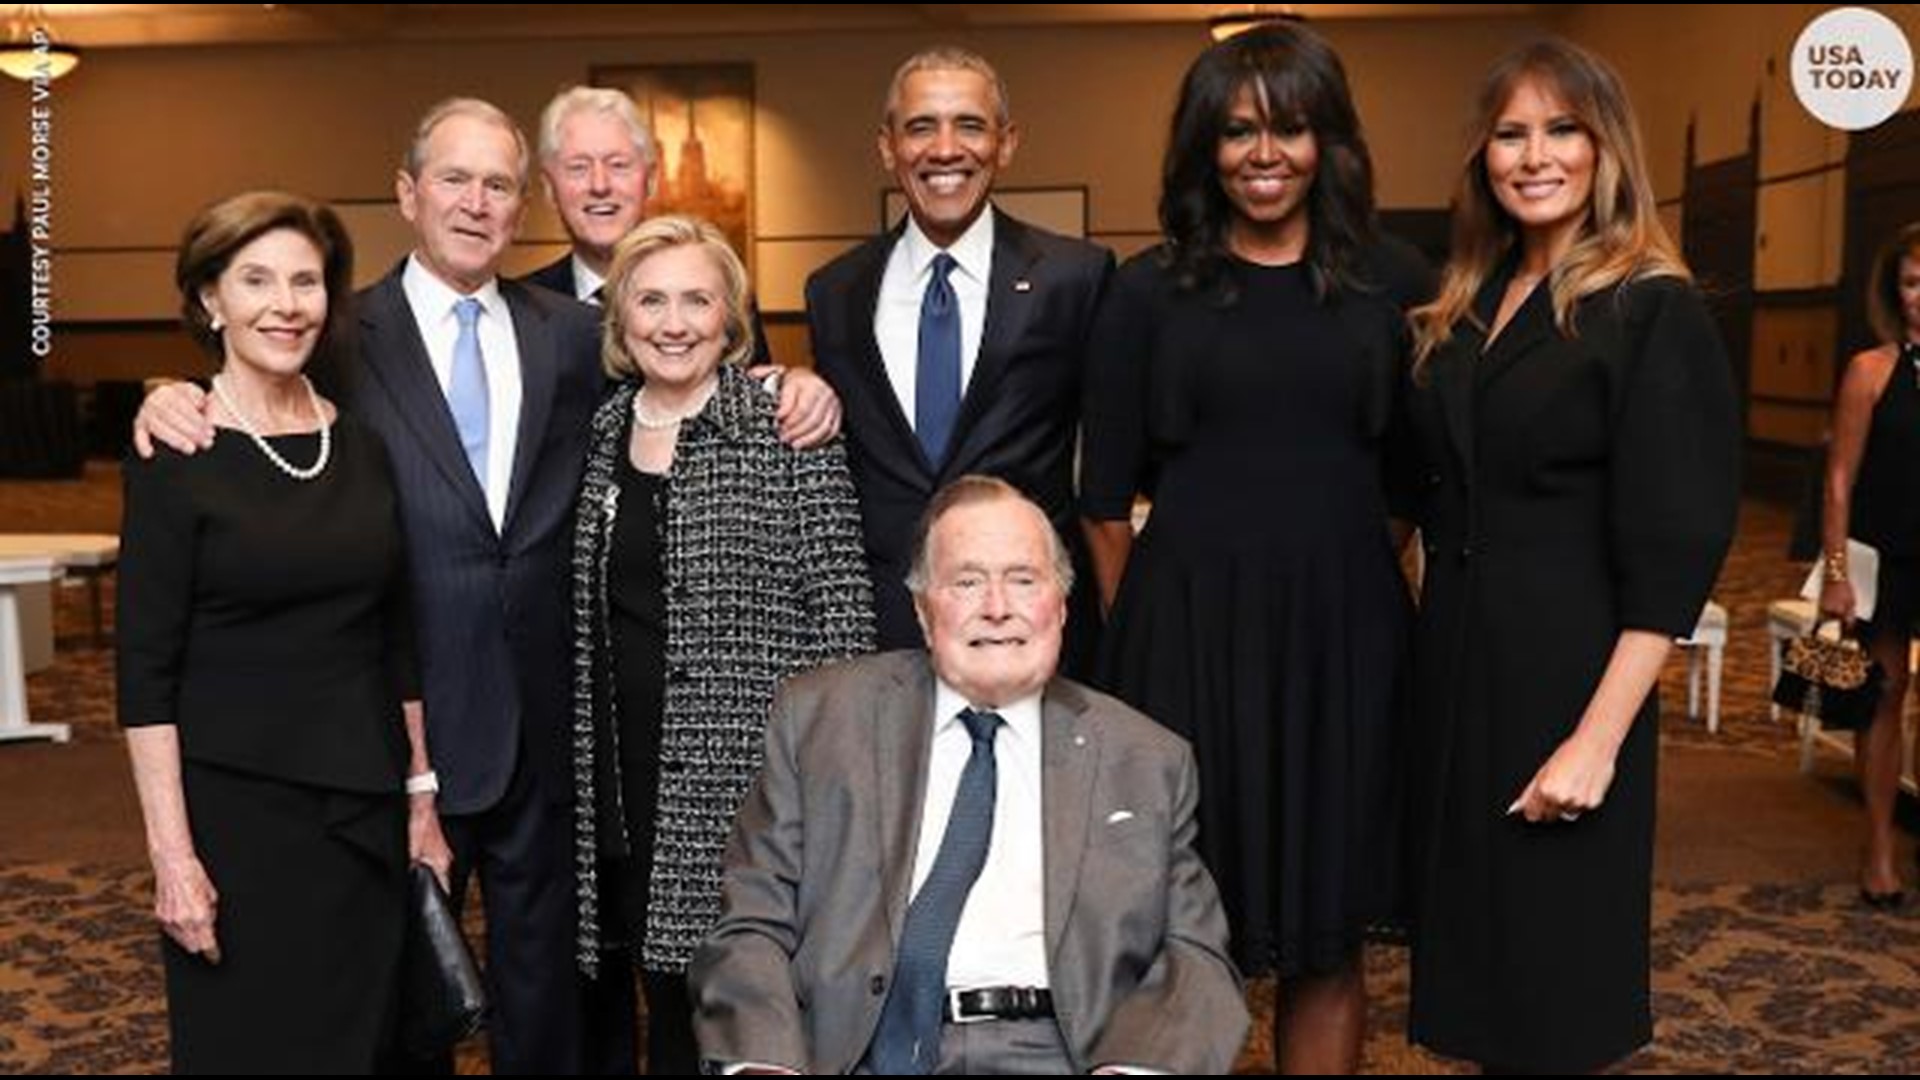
left=405, top=770, right=440, bottom=795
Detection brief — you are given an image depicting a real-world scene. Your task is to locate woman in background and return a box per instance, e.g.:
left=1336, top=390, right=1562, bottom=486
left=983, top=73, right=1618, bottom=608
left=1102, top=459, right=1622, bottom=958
left=1818, top=221, right=1920, bottom=908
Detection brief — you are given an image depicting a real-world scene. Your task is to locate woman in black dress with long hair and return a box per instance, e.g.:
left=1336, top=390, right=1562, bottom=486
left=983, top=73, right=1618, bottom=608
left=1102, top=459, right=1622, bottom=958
left=1080, top=23, right=1428, bottom=1073
left=1403, top=40, right=1738, bottom=1071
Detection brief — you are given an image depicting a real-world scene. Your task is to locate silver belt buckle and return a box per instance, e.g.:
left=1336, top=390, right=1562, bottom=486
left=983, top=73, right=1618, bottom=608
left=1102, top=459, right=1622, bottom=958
left=947, top=988, right=991, bottom=1024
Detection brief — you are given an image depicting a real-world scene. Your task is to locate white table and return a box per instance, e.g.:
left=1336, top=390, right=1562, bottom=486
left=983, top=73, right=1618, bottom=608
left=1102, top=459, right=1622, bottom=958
left=0, top=556, right=70, bottom=745
left=0, top=535, right=119, bottom=648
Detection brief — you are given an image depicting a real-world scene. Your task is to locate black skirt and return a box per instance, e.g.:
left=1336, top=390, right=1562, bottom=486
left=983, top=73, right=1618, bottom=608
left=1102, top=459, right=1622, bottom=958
left=164, top=760, right=407, bottom=1074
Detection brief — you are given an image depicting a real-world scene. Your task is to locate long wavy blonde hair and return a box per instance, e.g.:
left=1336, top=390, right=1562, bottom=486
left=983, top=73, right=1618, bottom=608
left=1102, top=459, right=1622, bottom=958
left=1411, top=39, right=1689, bottom=370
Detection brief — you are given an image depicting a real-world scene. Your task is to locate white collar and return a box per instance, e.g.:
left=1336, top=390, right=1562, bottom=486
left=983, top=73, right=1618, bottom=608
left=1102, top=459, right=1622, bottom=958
left=901, top=205, right=996, bottom=288
left=404, top=253, right=506, bottom=321
left=570, top=253, right=607, bottom=303
left=932, top=673, right=1041, bottom=747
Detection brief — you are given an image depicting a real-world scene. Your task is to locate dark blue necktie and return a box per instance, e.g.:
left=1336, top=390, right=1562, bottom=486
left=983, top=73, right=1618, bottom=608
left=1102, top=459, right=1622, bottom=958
left=915, top=252, right=962, bottom=465
left=866, top=708, right=1002, bottom=1075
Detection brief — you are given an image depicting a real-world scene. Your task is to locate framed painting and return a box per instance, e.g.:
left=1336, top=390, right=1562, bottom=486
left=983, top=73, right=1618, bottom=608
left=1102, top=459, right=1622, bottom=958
left=592, top=63, right=755, bottom=270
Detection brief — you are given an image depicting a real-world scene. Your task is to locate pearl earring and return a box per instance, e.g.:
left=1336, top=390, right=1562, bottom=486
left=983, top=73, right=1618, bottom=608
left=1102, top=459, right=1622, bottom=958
left=210, top=315, right=224, bottom=332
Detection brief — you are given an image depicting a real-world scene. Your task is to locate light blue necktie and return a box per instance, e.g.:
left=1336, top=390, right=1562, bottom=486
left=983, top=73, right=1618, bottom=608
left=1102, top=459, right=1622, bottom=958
left=865, top=708, right=1002, bottom=1074
left=448, top=297, right=489, bottom=491
left=915, top=253, right=961, bottom=466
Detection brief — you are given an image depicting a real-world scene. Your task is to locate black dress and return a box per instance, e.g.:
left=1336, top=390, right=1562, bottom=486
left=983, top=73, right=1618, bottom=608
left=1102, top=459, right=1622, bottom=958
left=1852, top=341, right=1920, bottom=643
left=1402, top=273, right=1739, bottom=1070
left=606, top=464, right=669, bottom=950
left=1080, top=249, right=1419, bottom=977
left=600, top=463, right=701, bottom=1074
left=117, top=419, right=414, bottom=1074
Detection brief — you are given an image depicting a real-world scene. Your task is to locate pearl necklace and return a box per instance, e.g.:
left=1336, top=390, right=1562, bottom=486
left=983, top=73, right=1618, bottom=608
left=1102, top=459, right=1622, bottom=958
left=632, top=382, right=714, bottom=431
left=211, top=373, right=331, bottom=481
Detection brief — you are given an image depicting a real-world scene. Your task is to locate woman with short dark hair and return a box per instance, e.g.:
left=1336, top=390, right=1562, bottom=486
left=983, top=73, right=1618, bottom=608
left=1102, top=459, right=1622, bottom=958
left=1818, top=221, right=1920, bottom=909
left=120, top=190, right=447, bottom=1072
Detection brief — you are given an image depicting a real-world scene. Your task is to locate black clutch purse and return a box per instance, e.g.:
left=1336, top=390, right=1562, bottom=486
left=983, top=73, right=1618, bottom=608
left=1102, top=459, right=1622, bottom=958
left=1771, top=621, right=1886, bottom=732
left=400, top=862, right=488, bottom=1058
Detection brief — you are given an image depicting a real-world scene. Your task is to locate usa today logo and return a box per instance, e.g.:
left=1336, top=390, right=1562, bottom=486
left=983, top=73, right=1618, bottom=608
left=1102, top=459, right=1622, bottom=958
left=1792, top=6, right=1913, bottom=131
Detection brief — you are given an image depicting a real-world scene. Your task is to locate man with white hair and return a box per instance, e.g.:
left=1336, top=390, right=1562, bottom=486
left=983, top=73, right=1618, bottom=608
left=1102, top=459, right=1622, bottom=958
left=525, top=85, right=773, bottom=367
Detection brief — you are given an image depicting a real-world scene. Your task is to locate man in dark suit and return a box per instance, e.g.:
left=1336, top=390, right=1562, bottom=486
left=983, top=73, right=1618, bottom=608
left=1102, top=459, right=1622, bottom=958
left=356, top=99, right=602, bottom=1074
left=132, top=97, right=840, bottom=1073
left=524, top=85, right=774, bottom=367
left=691, top=477, right=1247, bottom=1074
left=521, top=86, right=641, bottom=305
left=805, top=46, right=1114, bottom=675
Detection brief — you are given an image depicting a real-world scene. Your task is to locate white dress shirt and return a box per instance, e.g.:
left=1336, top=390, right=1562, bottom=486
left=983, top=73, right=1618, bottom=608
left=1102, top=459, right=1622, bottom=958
left=568, top=253, right=607, bottom=305
left=402, top=255, right=524, bottom=531
left=915, top=679, right=1049, bottom=991
left=875, top=209, right=994, bottom=435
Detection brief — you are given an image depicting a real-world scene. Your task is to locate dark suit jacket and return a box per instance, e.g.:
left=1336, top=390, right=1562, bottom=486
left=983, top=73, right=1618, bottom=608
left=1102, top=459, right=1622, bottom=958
left=523, top=253, right=775, bottom=366
left=804, top=211, right=1114, bottom=668
left=316, top=262, right=604, bottom=814
left=519, top=253, right=580, bottom=299
left=690, top=650, right=1248, bottom=1075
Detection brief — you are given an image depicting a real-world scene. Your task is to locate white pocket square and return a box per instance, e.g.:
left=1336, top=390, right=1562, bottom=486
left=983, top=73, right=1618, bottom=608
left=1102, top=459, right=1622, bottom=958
left=1105, top=810, right=1135, bottom=825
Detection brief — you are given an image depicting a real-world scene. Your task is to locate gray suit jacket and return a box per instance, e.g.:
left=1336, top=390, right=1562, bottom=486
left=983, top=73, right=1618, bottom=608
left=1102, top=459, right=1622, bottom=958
left=689, top=651, right=1248, bottom=1074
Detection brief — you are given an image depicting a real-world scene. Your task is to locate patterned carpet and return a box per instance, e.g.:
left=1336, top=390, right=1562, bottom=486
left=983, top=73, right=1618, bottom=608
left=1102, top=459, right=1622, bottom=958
left=1, top=473, right=1916, bottom=1074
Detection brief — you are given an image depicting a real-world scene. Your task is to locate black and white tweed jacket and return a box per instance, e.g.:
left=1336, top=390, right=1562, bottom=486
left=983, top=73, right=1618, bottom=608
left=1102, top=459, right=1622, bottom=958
left=569, top=364, right=875, bottom=975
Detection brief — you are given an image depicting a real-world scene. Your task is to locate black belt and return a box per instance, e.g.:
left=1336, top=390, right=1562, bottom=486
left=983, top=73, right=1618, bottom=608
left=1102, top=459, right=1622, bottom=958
left=943, top=986, right=1054, bottom=1024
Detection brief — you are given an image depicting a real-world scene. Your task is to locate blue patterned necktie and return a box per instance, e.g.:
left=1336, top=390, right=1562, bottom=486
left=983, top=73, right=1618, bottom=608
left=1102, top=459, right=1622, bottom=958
left=865, top=707, right=1003, bottom=1074
left=915, top=252, right=962, bottom=465
left=447, top=296, right=490, bottom=491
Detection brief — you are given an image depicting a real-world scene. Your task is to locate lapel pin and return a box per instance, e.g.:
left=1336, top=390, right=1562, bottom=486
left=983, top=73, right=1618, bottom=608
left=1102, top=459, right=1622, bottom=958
left=1013, top=279, right=1033, bottom=293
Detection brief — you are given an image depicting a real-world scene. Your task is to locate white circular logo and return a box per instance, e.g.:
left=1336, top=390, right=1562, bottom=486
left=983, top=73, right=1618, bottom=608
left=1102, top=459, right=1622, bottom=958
left=1792, top=7, right=1914, bottom=131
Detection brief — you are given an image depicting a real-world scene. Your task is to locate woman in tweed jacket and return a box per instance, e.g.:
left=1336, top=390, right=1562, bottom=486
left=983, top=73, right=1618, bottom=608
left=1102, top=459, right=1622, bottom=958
left=569, top=215, right=875, bottom=1072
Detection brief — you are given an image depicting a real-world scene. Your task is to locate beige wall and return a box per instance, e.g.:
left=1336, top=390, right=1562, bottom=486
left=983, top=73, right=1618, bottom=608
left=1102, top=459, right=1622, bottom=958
left=5, top=17, right=1530, bottom=330
left=7, top=6, right=1915, bottom=385
left=1564, top=3, right=1920, bottom=292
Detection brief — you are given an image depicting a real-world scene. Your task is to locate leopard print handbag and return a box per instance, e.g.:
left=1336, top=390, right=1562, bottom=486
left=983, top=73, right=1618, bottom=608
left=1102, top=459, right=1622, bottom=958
left=1772, top=621, right=1886, bottom=730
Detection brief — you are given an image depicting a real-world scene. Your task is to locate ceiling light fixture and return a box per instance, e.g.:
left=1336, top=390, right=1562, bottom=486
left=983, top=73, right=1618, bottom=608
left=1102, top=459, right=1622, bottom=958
left=0, top=5, right=80, bottom=83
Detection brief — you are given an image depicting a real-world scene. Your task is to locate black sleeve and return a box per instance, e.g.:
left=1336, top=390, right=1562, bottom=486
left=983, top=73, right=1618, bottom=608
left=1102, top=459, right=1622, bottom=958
left=1608, top=279, right=1741, bottom=636
left=1367, top=230, right=1439, bottom=310
left=383, top=576, right=421, bottom=705
left=114, top=453, right=198, bottom=728
left=1367, top=234, right=1435, bottom=523
left=1079, top=257, right=1158, bottom=521
left=1382, top=364, right=1429, bottom=526
left=362, top=432, right=420, bottom=703
left=374, top=441, right=420, bottom=703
